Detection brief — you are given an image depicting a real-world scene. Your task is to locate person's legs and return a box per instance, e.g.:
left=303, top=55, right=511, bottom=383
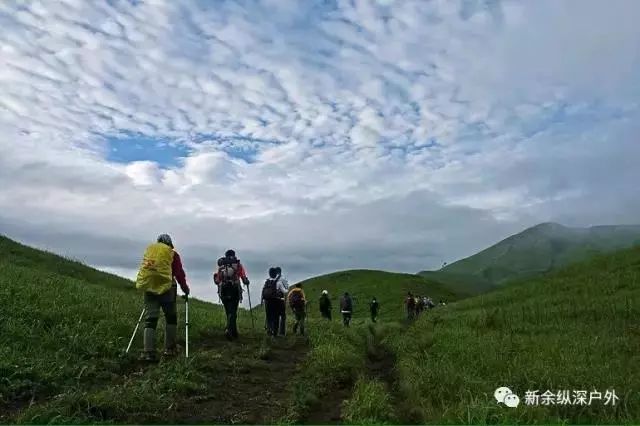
left=293, top=308, right=300, bottom=334
left=143, top=292, right=161, bottom=360
left=298, top=310, right=306, bottom=336
left=222, top=298, right=238, bottom=339
left=266, top=299, right=278, bottom=336
left=278, top=301, right=286, bottom=336
left=229, top=298, right=239, bottom=337
left=159, top=288, right=178, bottom=354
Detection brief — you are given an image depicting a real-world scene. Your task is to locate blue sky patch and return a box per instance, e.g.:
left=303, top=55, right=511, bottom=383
left=104, top=133, right=191, bottom=167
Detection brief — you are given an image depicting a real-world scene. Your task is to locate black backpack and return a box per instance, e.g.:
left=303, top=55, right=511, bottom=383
left=262, top=278, right=279, bottom=300
left=341, top=296, right=353, bottom=312
left=319, top=295, right=330, bottom=311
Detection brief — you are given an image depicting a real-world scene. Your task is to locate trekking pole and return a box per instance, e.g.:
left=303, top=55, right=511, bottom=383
left=245, top=284, right=256, bottom=330
left=126, top=307, right=146, bottom=353
left=184, top=295, right=189, bottom=358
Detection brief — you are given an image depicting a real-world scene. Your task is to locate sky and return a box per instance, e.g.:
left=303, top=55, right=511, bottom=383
left=1, top=0, right=639, bottom=304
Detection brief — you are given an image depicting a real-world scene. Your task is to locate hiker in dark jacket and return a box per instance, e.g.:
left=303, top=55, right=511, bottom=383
left=340, top=292, right=353, bottom=327
left=319, top=290, right=332, bottom=320
left=213, top=249, right=250, bottom=340
left=405, top=292, right=416, bottom=321
left=369, top=297, right=379, bottom=323
left=261, top=267, right=281, bottom=337
left=274, top=267, right=289, bottom=336
left=416, top=296, right=425, bottom=317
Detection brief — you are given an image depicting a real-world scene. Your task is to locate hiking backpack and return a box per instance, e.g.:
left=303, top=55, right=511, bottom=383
left=289, top=290, right=304, bottom=310
left=319, top=295, right=330, bottom=311
left=217, top=256, right=240, bottom=299
left=340, top=297, right=352, bottom=312
left=262, top=278, right=279, bottom=300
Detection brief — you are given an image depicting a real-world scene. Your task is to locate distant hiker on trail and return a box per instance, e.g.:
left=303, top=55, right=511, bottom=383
left=405, top=292, right=416, bottom=321
left=340, top=292, right=353, bottom=327
left=262, top=267, right=280, bottom=337
left=426, top=297, right=435, bottom=309
left=369, top=297, right=379, bottom=323
left=416, top=296, right=425, bottom=317
left=261, top=266, right=288, bottom=337
left=135, top=234, right=190, bottom=362
left=213, top=249, right=250, bottom=341
left=274, top=267, right=289, bottom=336
left=319, top=290, right=332, bottom=320
left=288, top=283, right=307, bottom=336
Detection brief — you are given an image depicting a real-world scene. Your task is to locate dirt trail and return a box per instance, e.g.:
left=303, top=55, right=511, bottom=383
left=302, top=383, right=352, bottom=425
left=168, top=332, right=309, bottom=424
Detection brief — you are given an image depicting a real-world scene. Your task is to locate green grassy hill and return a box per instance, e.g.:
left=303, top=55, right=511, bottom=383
left=0, top=235, right=308, bottom=424
left=3, top=233, right=638, bottom=424
left=296, top=269, right=460, bottom=322
left=388, top=245, right=640, bottom=423
left=420, top=222, right=640, bottom=294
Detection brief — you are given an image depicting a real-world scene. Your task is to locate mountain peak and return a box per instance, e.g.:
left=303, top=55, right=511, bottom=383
left=530, top=222, right=567, bottom=231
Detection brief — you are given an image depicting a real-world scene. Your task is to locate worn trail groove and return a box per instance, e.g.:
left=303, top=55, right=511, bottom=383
left=302, top=324, right=400, bottom=425
left=365, top=324, right=421, bottom=424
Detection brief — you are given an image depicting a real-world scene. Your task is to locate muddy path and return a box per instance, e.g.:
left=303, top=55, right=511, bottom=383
left=168, top=333, right=310, bottom=424
left=301, top=383, right=352, bottom=425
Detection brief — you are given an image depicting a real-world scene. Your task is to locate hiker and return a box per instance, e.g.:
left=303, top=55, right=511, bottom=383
left=288, top=283, right=307, bottom=335
left=213, top=249, right=250, bottom=340
left=340, top=292, right=353, bottom=327
left=274, top=267, right=289, bottom=336
left=261, top=266, right=289, bottom=337
left=416, top=296, right=425, bottom=317
left=261, top=267, right=281, bottom=337
left=426, top=296, right=435, bottom=309
left=405, top=292, right=416, bottom=321
left=369, top=297, right=379, bottom=323
left=135, top=234, right=190, bottom=362
left=319, top=290, right=332, bottom=320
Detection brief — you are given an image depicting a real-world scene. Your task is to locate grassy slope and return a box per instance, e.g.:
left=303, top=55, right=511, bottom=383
left=297, top=269, right=460, bottom=322
left=0, top=235, right=307, bottom=424
left=420, top=222, right=640, bottom=295
left=389, top=246, right=640, bottom=424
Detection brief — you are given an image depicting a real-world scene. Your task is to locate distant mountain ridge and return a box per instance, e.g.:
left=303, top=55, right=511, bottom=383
left=419, top=222, right=640, bottom=294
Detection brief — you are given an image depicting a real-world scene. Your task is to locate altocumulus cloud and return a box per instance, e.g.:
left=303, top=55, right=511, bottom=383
left=1, top=0, right=639, bottom=303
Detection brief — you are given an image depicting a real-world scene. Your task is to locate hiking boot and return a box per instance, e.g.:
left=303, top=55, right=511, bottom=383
left=143, top=328, right=156, bottom=353
left=162, top=346, right=179, bottom=358
left=139, top=351, right=158, bottom=363
left=165, top=324, right=177, bottom=353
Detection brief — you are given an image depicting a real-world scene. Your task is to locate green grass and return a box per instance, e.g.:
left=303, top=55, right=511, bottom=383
left=0, top=235, right=299, bottom=424
left=3, top=233, right=639, bottom=424
left=297, top=269, right=460, bottom=322
left=387, top=246, right=640, bottom=424
left=342, top=377, right=394, bottom=424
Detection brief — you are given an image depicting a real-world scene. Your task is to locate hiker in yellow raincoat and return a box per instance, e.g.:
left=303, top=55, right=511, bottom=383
left=135, top=234, right=190, bottom=362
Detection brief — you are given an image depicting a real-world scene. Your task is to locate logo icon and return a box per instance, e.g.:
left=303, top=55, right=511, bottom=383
left=495, top=387, right=520, bottom=408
